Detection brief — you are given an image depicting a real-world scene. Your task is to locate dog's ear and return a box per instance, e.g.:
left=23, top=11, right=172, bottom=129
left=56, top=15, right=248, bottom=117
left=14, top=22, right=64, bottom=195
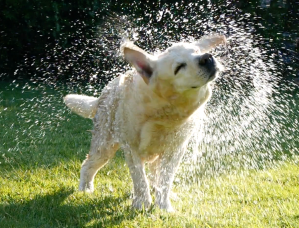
left=121, top=42, right=155, bottom=84
left=195, top=34, right=226, bottom=53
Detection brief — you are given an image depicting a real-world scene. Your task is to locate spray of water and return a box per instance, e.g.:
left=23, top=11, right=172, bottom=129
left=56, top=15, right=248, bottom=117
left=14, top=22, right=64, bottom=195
left=2, top=1, right=298, bottom=184
left=183, top=31, right=299, bottom=181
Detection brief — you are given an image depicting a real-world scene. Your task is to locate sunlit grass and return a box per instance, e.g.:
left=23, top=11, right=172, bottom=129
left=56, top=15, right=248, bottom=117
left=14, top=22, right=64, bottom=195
left=1, top=82, right=299, bottom=227
left=1, top=158, right=298, bottom=227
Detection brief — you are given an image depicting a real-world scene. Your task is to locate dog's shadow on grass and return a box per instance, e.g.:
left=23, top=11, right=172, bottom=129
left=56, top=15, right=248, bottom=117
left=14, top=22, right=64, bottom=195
left=1, top=187, right=140, bottom=227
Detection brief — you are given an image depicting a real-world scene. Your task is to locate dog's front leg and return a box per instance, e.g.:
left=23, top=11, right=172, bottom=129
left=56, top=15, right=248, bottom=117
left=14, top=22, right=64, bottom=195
left=155, top=148, right=185, bottom=212
left=148, top=157, right=160, bottom=191
left=124, top=150, right=152, bottom=210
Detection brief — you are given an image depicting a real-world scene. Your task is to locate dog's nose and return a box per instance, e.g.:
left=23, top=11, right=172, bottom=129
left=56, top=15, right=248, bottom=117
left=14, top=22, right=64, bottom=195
left=198, top=53, right=213, bottom=66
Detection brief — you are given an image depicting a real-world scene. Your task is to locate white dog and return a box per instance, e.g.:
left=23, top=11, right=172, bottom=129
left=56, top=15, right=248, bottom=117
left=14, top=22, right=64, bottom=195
left=64, top=34, right=225, bottom=212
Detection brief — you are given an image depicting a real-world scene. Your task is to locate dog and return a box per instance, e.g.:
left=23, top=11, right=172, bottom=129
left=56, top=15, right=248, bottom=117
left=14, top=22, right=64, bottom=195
left=64, top=34, right=226, bottom=212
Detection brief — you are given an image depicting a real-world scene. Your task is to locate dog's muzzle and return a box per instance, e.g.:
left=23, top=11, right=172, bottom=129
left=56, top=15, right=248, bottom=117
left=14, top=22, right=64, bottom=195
left=198, top=53, right=217, bottom=78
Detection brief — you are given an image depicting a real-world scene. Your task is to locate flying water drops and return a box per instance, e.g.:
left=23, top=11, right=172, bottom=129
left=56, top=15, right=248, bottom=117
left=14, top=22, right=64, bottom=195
left=2, top=1, right=298, bottom=182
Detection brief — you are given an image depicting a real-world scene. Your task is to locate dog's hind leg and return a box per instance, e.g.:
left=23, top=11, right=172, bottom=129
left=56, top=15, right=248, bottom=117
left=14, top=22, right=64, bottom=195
left=79, top=137, right=119, bottom=193
left=124, top=150, right=152, bottom=210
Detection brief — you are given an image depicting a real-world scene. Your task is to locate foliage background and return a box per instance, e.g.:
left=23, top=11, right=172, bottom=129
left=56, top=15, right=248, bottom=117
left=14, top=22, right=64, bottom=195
left=0, top=0, right=298, bottom=82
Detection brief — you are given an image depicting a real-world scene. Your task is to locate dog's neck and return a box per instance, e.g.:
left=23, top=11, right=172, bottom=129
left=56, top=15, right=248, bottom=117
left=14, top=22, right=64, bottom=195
left=150, top=79, right=212, bottom=120
left=170, top=86, right=211, bottom=119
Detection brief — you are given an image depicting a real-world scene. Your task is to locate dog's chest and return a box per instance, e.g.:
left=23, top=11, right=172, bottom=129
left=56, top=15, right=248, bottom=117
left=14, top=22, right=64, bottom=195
left=137, top=115, right=195, bottom=161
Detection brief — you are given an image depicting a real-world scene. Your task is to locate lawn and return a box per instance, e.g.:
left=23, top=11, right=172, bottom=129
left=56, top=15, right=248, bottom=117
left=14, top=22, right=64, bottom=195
left=0, top=81, right=298, bottom=228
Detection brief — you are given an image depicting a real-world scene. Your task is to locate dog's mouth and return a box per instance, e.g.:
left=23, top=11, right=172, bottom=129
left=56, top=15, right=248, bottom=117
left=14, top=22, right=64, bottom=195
left=190, top=55, right=221, bottom=89
left=191, top=70, right=218, bottom=89
left=208, top=68, right=218, bottom=80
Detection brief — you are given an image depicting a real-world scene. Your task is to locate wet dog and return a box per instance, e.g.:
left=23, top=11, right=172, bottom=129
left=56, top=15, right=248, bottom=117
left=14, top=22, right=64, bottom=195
left=64, top=35, right=225, bottom=211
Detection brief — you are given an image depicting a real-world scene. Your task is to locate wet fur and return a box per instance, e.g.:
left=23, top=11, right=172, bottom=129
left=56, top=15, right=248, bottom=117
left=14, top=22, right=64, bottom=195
left=64, top=35, right=226, bottom=211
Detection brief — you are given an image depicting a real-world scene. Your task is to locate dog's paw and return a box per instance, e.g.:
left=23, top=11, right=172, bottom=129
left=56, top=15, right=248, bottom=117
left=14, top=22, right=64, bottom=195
left=132, top=196, right=152, bottom=210
left=78, top=182, right=94, bottom=193
left=164, top=205, right=175, bottom=213
left=156, top=199, right=175, bottom=212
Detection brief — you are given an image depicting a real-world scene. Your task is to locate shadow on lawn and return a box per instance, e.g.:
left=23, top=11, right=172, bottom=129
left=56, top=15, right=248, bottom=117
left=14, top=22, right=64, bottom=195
left=0, top=187, right=137, bottom=227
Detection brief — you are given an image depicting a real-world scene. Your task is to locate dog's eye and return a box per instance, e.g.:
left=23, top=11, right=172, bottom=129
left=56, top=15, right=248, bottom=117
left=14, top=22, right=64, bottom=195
left=174, top=63, right=186, bottom=75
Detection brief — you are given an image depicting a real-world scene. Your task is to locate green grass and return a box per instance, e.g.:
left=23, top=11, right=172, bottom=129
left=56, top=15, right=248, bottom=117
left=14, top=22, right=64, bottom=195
left=1, top=81, right=299, bottom=227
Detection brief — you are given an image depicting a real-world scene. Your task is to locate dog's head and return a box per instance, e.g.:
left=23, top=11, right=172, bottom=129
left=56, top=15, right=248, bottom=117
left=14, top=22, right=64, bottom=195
left=121, top=35, right=225, bottom=100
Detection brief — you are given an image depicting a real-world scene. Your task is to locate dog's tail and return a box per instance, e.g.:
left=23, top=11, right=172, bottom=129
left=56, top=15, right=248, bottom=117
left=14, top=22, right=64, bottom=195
left=64, top=94, right=99, bottom=119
